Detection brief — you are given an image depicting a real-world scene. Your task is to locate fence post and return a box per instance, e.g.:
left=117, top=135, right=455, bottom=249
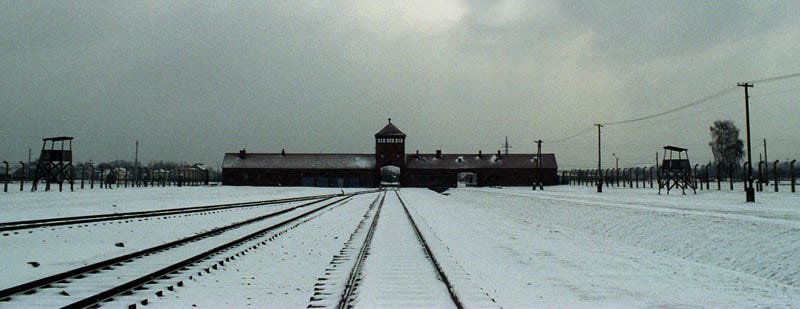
left=628, top=168, right=633, bottom=188
left=584, top=169, right=588, bottom=186
left=742, top=162, right=749, bottom=191
left=90, top=164, right=94, bottom=189
left=773, top=160, right=779, bottom=192
left=649, top=166, right=654, bottom=188
left=705, top=163, right=710, bottom=190
left=19, top=161, right=25, bottom=191
left=716, top=162, right=722, bottom=190
left=3, top=161, right=8, bottom=192
left=758, top=161, right=765, bottom=192
left=622, top=168, right=627, bottom=187
left=791, top=160, right=796, bottom=193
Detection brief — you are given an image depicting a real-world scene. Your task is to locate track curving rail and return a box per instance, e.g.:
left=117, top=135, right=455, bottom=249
left=0, top=193, right=350, bottom=233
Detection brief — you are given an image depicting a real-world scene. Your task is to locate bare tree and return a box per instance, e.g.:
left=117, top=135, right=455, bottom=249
left=709, top=120, right=744, bottom=167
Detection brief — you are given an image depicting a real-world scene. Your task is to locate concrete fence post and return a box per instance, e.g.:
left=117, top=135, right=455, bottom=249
left=773, top=160, right=779, bottom=192
left=19, top=161, right=25, bottom=191
left=3, top=161, right=8, bottom=192
left=628, top=168, right=633, bottom=188
left=622, top=168, right=627, bottom=187
left=791, top=160, right=796, bottom=193
left=758, top=161, right=764, bottom=192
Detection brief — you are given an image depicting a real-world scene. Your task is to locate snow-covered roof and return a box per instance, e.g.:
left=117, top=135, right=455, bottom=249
left=222, top=153, right=376, bottom=170
left=374, top=120, right=406, bottom=137
left=405, top=153, right=557, bottom=170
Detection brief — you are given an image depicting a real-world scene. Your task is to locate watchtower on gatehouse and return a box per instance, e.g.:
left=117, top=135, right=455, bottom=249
left=375, top=119, right=405, bottom=185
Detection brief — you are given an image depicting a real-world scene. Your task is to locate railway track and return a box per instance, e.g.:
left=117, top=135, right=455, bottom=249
left=0, top=193, right=359, bottom=308
left=309, top=189, right=467, bottom=308
left=0, top=193, right=347, bottom=233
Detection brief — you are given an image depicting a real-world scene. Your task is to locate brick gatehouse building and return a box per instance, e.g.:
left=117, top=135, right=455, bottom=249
left=221, top=120, right=558, bottom=187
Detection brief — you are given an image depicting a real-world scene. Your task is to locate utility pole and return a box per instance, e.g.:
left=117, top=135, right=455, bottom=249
left=763, top=138, right=768, bottom=185
left=134, top=140, right=139, bottom=187
left=534, top=139, right=543, bottom=190
left=595, top=124, right=603, bottom=193
left=738, top=82, right=755, bottom=202
left=501, top=136, right=512, bottom=155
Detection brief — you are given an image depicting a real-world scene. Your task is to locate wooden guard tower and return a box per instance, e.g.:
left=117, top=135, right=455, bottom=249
left=658, top=146, right=696, bottom=195
left=32, top=136, right=75, bottom=191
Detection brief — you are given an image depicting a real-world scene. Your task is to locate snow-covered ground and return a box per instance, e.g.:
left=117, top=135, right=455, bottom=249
left=1, top=185, right=799, bottom=307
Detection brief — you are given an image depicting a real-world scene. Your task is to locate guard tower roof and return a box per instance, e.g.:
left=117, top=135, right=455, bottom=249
left=43, top=136, right=74, bottom=141
left=663, top=146, right=687, bottom=152
left=374, top=119, right=406, bottom=137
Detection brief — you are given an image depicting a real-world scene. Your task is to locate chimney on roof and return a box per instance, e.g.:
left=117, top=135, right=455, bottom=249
left=495, top=150, right=501, bottom=162
left=238, top=149, right=247, bottom=159
left=435, top=150, right=442, bottom=159
left=281, top=148, right=285, bottom=156
left=416, top=150, right=420, bottom=159
left=478, top=150, right=482, bottom=158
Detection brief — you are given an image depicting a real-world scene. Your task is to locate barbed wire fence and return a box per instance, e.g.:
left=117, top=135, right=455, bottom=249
left=0, top=160, right=214, bottom=193
left=549, top=72, right=800, bottom=195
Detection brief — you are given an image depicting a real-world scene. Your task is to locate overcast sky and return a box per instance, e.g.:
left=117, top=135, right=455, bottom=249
left=2, top=1, right=799, bottom=170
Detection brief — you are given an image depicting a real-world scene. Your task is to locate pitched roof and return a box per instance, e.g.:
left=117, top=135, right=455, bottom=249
left=405, top=153, right=557, bottom=170
left=222, top=153, right=375, bottom=170
left=374, top=120, right=406, bottom=137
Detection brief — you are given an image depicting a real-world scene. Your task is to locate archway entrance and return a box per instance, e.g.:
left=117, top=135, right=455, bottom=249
left=380, top=165, right=401, bottom=187
left=457, top=172, right=478, bottom=187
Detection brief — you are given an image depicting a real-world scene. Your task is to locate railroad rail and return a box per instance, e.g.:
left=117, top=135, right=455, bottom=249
left=0, top=193, right=349, bottom=233
left=394, top=190, right=463, bottom=308
left=309, top=189, right=464, bottom=308
left=0, top=193, right=358, bottom=308
left=338, top=191, right=385, bottom=308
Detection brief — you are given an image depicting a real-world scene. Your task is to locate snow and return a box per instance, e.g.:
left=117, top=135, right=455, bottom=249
left=1, top=185, right=799, bottom=307
left=353, top=192, right=454, bottom=307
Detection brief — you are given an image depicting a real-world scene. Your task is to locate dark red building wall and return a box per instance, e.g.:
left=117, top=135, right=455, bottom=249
left=402, top=168, right=558, bottom=188
left=223, top=168, right=375, bottom=187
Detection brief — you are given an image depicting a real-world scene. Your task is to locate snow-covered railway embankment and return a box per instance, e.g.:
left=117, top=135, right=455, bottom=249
left=0, top=194, right=357, bottom=308
left=309, top=189, right=496, bottom=308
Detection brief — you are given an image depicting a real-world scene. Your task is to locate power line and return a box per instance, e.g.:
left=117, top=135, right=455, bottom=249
left=601, top=86, right=738, bottom=126
left=545, top=126, right=594, bottom=144
left=747, top=72, right=800, bottom=84
left=542, top=71, right=800, bottom=144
